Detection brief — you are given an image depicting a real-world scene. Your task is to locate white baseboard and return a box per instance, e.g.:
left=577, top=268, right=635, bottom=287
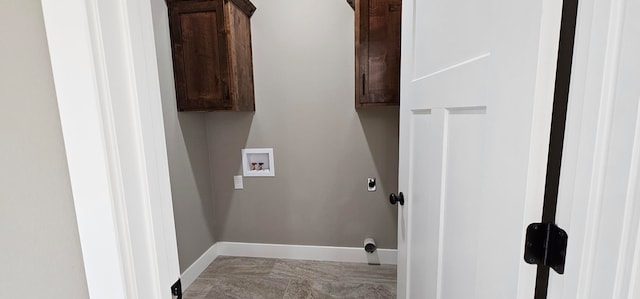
left=180, top=241, right=397, bottom=290
left=216, top=242, right=397, bottom=265
left=180, top=242, right=220, bottom=290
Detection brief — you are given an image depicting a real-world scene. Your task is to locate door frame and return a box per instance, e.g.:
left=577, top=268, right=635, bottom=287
left=548, top=0, right=640, bottom=297
left=41, top=0, right=180, bottom=298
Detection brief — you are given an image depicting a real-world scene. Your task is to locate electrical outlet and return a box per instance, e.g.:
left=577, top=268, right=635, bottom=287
left=367, top=178, right=376, bottom=192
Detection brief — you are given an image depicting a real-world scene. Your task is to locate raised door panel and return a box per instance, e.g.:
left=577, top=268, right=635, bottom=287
left=169, top=1, right=231, bottom=111
left=356, top=0, right=401, bottom=107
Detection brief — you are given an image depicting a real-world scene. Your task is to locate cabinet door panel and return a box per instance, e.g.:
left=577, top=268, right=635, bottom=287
left=169, top=1, right=231, bottom=111
left=356, top=0, right=401, bottom=107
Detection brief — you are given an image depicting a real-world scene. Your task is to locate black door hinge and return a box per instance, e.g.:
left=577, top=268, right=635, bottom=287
left=524, top=223, right=568, bottom=274
left=171, top=279, right=182, bottom=299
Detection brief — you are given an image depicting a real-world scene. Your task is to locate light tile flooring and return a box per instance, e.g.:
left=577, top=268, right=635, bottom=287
left=183, top=256, right=397, bottom=299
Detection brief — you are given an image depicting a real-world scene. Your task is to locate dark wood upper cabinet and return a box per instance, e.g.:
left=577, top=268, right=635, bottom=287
left=167, top=0, right=256, bottom=111
left=355, top=0, right=401, bottom=108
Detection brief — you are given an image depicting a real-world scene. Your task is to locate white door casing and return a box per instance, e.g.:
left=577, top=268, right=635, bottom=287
left=397, top=0, right=563, bottom=298
left=41, top=0, right=180, bottom=298
left=549, top=0, right=640, bottom=297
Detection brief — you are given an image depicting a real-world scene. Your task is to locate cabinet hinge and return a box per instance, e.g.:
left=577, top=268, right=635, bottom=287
left=524, top=223, right=568, bottom=274
left=171, top=279, right=182, bottom=299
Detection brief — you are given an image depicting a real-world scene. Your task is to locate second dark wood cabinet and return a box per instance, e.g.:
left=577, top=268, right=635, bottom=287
left=355, top=0, right=402, bottom=108
left=167, top=0, right=256, bottom=111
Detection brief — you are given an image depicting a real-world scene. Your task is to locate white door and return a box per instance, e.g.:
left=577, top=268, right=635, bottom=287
left=397, top=0, right=563, bottom=298
left=548, top=0, right=640, bottom=297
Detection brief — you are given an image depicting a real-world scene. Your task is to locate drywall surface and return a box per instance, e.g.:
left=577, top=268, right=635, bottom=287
left=150, top=0, right=216, bottom=272
left=0, top=0, right=89, bottom=297
left=206, top=0, right=399, bottom=249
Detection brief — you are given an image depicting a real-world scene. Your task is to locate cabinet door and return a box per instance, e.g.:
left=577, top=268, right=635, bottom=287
left=356, top=0, right=402, bottom=107
left=169, top=1, right=232, bottom=111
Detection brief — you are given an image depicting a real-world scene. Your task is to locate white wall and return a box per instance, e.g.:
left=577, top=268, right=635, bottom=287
left=0, top=0, right=88, bottom=297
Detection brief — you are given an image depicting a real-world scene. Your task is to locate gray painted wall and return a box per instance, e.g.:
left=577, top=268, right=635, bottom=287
left=206, top=0, right=399, bottom=249
left=150, top=0, right=217, bottom=272
left=0, top=0, right=89, bottom=297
